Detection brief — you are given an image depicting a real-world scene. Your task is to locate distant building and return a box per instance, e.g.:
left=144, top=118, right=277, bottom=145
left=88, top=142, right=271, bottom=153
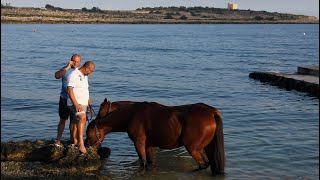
left=227, top=3, right=238, bottom=10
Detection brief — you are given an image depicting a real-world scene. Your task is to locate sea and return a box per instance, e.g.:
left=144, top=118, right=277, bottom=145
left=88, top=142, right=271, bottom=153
left=1, top=24, right=319, bottom=179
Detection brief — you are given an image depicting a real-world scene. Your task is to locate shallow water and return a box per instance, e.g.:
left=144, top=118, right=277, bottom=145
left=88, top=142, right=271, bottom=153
left=1, top=24, right=319, bottom=179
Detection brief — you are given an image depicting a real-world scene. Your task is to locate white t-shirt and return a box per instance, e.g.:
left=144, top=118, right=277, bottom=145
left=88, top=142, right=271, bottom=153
left=60, top=68, right=77, bottom=99
left=67, top=69, right=89, bottom=106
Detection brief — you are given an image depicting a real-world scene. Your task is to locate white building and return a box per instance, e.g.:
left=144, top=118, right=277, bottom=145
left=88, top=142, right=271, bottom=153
left=227, top=3, right=238, bottom=10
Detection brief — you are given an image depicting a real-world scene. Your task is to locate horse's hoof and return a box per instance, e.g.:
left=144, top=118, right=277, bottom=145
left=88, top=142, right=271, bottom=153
left=198, top=162, right=210, bottom=170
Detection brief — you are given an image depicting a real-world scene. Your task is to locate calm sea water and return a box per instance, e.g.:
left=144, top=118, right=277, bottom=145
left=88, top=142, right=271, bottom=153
left=1, top=24, right=319, bottom=179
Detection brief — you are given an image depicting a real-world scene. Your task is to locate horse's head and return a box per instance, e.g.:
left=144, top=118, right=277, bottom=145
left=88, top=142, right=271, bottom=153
left=85, top=119, right=103, bottom=150
left=96, top=98, right=112, bottom=119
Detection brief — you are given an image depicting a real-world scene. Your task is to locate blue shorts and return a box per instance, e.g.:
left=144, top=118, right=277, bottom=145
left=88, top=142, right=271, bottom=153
left=58, top=96, right=73, bottom=121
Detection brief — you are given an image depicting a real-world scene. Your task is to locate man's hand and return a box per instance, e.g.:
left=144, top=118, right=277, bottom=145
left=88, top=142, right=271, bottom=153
left=55, top=60, right=73, bottom=79
left=67, top=60, right=74, bottom=69
left=75, top=103, right=84, bottom=112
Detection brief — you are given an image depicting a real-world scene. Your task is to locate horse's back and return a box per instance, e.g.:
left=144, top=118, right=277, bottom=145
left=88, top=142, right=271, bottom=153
left=129, top=102, right=217, bottom=148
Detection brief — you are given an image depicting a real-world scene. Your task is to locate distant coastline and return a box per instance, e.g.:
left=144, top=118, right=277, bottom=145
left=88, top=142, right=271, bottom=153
left=1, top=5, right=319, bottom=24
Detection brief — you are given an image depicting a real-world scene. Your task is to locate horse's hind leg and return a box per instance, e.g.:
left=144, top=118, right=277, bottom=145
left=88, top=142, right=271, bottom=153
left=146, top=147, right=154, bottom=164
left=186, top=147, right=209, bottom=170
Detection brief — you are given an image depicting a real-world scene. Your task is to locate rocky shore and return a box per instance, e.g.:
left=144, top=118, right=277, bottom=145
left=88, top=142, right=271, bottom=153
left=1, top=139, right=110, bottom=179
left=1, top=6, right=319, bottom=24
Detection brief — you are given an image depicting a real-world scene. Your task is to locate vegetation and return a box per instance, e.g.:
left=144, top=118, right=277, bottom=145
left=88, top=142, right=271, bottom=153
left=82, top=6, right=102, bottom=13
left=164, top=13, right=174, bottom=19
left=254, top=16, right=264, bottom=21
left=180, top=15, right=188, bottom=20
left=44, top=4, right=64, bottom=11
left=1, top=5, right=318, bottom=24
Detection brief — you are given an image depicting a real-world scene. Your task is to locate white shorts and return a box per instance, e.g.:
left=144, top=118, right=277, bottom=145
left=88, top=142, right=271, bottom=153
left=68, top=105, right=88, bottom=120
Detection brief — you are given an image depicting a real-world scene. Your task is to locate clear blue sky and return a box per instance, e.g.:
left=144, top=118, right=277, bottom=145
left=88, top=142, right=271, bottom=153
left=1, top=0, right=319, bottom=17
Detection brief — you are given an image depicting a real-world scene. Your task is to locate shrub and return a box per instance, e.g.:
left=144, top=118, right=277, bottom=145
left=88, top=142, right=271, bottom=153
left=266, top=17, right=274, bottom=21
left=254, top=16, right=264, bottom=20
left=45, top=4, right=54, bottom=9
left=91, top=7, right=101, bottom=12
left=180, top=15, right=188, bottom=20
left=164, top=14, right=174, bottom=19
left=190, top=11, right=197, bottom=16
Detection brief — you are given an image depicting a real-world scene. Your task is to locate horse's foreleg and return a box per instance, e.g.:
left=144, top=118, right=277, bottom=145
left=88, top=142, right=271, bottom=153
left=146, top=147, right=154, bottom=164
left=134, top=139, right=147, bottom=167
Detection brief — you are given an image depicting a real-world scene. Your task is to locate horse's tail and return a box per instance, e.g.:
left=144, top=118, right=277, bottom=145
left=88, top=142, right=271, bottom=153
left=205, top=110, right=225, bottom=175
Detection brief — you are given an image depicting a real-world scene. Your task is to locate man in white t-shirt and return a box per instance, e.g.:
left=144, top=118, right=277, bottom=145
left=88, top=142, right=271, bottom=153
left=67, top=61, right=95, bottom=154
left=54, top=54, right=81, bottom=146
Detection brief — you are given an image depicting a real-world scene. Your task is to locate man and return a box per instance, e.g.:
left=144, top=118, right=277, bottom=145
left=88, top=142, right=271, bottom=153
left=54, top=54, right=81, bottom=146
left=67, top=61, right=95, bottom=154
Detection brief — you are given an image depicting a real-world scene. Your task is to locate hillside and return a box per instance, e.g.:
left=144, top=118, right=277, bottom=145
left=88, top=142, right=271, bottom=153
left=1, top=5, right=319, bottom=24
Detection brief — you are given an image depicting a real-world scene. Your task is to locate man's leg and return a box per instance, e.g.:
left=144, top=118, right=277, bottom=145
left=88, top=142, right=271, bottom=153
left=70, top=120, right=78, bottom=145
left=56, top=97, right=68, bottom=145
left=55, top=118, right=67, bottom=145
left=68, top=109, right=78, bottom=145
left=77, top=113, right=87, bottom=153
left=68, top=120, right=72, bottom=141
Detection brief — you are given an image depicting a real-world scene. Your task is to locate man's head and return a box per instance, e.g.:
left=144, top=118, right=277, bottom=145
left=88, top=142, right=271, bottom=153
left=81, top=61, right=95, bottom=75
left=71, top=54, right=81, bottom=68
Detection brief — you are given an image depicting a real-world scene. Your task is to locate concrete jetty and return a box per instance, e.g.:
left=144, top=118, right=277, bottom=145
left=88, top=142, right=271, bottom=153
left=249, top=66, right=319, bottom=98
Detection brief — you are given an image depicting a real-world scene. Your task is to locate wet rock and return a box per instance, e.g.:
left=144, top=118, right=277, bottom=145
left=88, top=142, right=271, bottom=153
left=1, top=140, right=65, bottom=162
left=1, top=139, right=111, bottom=178
left=56, top=145, right=102, bottom=171
left=1, top=140, right=33, bottom=161
left=1, top=161, right=102, bottom=179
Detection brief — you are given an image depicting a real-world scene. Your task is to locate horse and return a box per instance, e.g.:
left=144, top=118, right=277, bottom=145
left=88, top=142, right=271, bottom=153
left=86, top=99, right=225, bottom=175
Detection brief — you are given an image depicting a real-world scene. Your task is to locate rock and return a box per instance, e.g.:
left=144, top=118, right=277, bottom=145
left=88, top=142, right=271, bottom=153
left=1, top=139, right=111, bottom=178
left=1, top=161, right=102, bottom=179
left=1, top=140, right=33, bottom=161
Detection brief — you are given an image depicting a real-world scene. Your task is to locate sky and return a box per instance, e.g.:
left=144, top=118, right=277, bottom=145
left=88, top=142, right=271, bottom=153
left=1, top=0, right=319, bottom=17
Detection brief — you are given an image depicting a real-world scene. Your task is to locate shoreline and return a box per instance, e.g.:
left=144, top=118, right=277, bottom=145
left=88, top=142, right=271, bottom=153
left=2, top=6, right=318, bottom=24
left=2, top=21, right=319, bottom=24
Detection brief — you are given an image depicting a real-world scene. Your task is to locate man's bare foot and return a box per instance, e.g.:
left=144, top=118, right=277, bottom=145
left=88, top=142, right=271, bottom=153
left=79, top=146, right=87, bottom=154
left=72, top=140, right=78, bottom=145
left=54, top=140, right=62, bottom=145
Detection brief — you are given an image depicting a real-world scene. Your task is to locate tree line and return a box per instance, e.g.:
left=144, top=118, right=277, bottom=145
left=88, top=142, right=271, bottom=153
left=45, top=4, right=101, bottom=12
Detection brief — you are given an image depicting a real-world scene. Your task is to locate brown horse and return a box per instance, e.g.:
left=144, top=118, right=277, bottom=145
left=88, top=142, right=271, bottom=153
left=86, top=99, right=225, bottom=175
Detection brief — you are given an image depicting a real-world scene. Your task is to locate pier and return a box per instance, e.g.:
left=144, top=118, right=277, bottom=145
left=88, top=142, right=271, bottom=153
left=249, top=66, right=319, bottom=98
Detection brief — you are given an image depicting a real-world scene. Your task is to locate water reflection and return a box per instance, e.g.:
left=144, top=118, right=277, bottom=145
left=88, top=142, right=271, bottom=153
left=99, top=147, right=225, bottom=179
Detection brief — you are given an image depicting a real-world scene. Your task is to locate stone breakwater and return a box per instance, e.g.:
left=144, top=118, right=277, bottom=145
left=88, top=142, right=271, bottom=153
left=249, top=66, right=319, bottom=98
left=1, top=140, right=110, bottom=179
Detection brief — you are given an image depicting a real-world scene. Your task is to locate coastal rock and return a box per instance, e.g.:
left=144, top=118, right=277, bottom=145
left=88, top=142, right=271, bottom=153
left=1, top=139, right=110, bottom=178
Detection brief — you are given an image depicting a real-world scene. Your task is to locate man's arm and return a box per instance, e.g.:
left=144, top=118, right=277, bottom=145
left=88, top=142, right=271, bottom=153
left=54, top=61, right=73, bottom=79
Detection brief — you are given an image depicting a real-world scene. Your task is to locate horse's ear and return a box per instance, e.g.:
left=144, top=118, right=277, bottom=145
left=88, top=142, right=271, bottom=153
left=104, top=98, right=108, bottom=102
